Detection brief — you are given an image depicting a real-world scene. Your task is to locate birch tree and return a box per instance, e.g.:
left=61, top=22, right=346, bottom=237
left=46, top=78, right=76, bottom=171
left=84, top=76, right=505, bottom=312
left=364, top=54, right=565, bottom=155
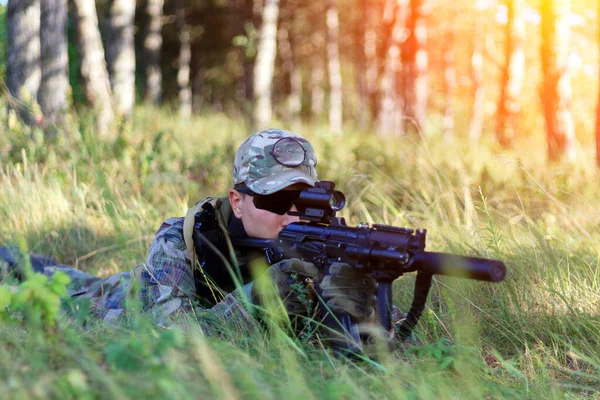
left=72, top=0, right=114, bottom=136
left=39, top=0, right=69, bottom=126
left=469, top=7, right=485, bottom=142
left=144, top=0, right=164, bottom=105
left=496, top=0, right=525, bottom=148
left=175, top=0, right=192, bottom=117
left=326, top=0, right=342, bottom=134
left=106, top=0, right=136, bottom=117
left=253, top=0, right=279, bottom=129
left=376, top=0, right=405, bottom=135
left=596, top=2, right=600, bottom=167
left=399, top=0, right=427, bottom=136
left=540, top=0, right=576, bottom=162
left=310, top=30, right=325, bottom=122
left=277, top=15, right=301, bottom=128
left=6, top=0, right=41, bottom=123
left=443, top=28, right=456, bottom=141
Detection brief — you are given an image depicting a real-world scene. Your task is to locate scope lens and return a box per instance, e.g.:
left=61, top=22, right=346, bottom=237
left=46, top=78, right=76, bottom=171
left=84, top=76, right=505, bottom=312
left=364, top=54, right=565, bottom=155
left=329, top=191, right=346, bottom=211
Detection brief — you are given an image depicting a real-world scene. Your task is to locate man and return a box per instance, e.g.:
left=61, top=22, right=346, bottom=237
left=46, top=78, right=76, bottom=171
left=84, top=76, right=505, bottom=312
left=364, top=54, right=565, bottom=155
left=0, top=129, right=377, bottom=335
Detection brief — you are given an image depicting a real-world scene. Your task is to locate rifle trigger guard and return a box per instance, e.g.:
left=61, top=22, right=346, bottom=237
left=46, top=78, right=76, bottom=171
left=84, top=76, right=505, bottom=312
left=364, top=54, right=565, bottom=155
left=264, top=247, right=283, bottom=264
left=371, top=269, right=402, bottom=282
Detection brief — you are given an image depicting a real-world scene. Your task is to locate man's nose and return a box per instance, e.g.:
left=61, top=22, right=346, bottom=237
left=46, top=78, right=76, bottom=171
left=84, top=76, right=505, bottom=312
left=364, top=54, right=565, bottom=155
left=282, top=205, right=300, bottom=226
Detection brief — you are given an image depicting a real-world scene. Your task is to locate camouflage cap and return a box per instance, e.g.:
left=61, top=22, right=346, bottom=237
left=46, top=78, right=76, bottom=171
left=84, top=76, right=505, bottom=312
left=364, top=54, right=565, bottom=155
left=233, top=129, right=318, bottom=195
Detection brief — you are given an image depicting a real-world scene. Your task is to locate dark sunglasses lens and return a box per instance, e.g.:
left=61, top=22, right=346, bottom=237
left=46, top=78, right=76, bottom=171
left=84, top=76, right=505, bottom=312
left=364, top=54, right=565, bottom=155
left=271, top=138, right=306, bottom=166
left=253, top=191, right=300, bottom=215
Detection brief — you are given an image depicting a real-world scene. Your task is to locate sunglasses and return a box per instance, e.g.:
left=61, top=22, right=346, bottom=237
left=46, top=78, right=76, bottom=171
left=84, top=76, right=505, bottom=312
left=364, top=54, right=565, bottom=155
left=236, top=185, right=301, bottom=215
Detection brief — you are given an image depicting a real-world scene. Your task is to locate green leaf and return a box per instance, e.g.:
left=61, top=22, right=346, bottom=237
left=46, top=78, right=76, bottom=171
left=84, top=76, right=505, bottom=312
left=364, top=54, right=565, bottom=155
left=439, top=356, right=455, bottom=370
left=52, top=271, right=72, bottom=287
left=0, top=286, right=13, bottom=309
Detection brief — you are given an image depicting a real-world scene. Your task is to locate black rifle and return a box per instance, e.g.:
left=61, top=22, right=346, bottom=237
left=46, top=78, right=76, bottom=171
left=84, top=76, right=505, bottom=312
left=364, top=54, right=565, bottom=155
left=224, top=181, right=506, bottom=352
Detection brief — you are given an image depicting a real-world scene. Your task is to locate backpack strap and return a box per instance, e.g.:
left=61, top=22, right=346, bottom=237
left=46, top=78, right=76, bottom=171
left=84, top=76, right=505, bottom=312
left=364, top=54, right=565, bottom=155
left=183, top=196, right=233, bottom=271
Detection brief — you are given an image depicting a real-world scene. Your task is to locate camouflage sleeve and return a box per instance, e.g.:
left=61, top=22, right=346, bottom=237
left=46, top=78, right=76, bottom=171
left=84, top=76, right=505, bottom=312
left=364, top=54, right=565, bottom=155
left=141, top=218, right=257, bottom=332
left=141, top=217, right=197, bottom=322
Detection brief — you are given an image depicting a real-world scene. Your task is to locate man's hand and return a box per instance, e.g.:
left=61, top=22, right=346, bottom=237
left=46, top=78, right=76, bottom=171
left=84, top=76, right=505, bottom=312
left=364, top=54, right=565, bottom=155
left=320, top=263, right=377, bottom=322
left=254, top=258, right=319, bottom=316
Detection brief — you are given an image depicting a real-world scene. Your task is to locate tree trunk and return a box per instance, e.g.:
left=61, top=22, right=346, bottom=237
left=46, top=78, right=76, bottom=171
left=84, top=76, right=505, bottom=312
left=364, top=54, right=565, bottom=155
left=496, top=0, right=525, bottom=148
left=376, top=47, right=399, bottom=135
left=240, top=0, right=259, bottom=106
left=277, top=18, right=301, bottom=129
left=175, top=0, right=192, bottom=118
left=596, top=2, right=600, bottom=167
left=310, top=30, right=325, bottom=122
left=399, top=0, right=427, bottom=136
left=326, top=0, right=342, bottom=134
left=356, top=0, right=368, bottom=129
left=540, top=0, right=576, bottom=162
left=371, top=0, right=396, bottom=125
left=39, top=0, right=69, bottom=127
left=443, top=29, right=455, bottom=141
left=253, top=0, right=279, bottom=130
left=469, top=10, right=485, bottom=142
left=72, top=0, right=114, bottom=136
left=6, top=0, right=41, bottom=123
left=143, top=0, right=164, bottom=105
left=106, top=0, right=136, bottom=117
left=376, top=0, right=406, bottom=135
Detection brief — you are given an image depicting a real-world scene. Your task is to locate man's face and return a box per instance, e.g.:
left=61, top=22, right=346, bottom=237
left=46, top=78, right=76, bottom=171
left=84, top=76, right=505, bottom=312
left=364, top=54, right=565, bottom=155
left=229, top=184, right=307, bottom=239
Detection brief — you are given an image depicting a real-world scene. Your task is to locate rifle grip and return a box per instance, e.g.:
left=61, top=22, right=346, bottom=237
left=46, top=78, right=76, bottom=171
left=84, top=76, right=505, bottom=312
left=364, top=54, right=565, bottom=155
left=376, top=282, right=393, bottom=333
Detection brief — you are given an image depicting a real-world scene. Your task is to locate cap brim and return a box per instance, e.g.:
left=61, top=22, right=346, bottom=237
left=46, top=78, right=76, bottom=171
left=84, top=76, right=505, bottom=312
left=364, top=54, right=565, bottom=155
left=246, top=169, right=317, bottom=195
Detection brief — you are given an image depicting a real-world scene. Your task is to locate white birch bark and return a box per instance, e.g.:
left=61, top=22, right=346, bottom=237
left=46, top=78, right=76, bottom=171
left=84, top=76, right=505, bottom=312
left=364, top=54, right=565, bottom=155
left=72, top=0, right=114, bottom=136
left=277, top=20, right=301, bottom=128
left=468, top=9, right=485, bottom=142
left=39, top=0, right=69, bottom=125
left=326, top=0, right=342, bottom=134
left=144, top=0, right=164, bottom=104
left=175, top=0, right=192, bottom=118
left=310, top=31, right=325, bottom=121
left=496, top=0, right=525, bottom=148
left=7, top=0, right=41, bottom=119
left=596, top=2, right=600, bottom=167
left=106, top=0, right=136, bottom=117
left=540, top=0, right=576, bottom=162
left=400, top=0, right=427, bottom=136
left=443, top=31, right=455, bottom=141
left=377, top=0, right=407, bottom=135
left=253, top=0, right=279, bottom=129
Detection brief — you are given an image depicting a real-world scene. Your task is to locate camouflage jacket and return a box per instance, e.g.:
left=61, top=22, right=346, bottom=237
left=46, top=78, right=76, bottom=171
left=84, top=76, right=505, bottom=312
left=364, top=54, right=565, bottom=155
left=138, top=208, right=257, bottom=330
left=0, top=197, right=258, bottom=332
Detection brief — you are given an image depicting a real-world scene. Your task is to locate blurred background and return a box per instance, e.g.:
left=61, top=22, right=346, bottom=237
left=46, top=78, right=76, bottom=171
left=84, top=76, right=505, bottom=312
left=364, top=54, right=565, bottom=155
left=1, top=0, right=599, bottom=164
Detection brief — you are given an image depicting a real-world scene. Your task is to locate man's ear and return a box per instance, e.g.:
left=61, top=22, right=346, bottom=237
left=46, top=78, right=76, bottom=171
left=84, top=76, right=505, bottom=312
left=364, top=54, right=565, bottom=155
left=229, top=189, right=244, bottom=218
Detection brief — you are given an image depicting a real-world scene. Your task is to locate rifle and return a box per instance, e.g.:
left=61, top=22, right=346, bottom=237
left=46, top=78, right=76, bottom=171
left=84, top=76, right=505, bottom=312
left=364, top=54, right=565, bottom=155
left=221, top=181, right=506, bottom=352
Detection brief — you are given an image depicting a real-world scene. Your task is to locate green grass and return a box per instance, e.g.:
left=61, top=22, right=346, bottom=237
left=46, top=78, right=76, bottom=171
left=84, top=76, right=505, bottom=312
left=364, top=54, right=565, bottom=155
left=1, top=103, right=600, bottom=398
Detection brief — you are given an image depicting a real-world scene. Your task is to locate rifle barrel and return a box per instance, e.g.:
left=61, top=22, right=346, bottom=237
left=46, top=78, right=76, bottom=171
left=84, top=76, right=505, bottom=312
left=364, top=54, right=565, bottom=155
left=411, top=252, right=506, bottom=282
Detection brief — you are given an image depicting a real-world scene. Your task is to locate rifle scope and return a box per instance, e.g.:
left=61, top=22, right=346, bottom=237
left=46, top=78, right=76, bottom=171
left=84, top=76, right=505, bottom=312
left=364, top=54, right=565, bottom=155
left=297, top=188, right=346, bottom=211
left=290, top=181, right=346, bottom=222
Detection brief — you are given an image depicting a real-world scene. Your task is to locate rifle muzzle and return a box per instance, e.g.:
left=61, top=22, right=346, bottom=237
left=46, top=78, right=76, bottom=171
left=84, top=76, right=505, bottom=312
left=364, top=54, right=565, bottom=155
left=411, top=252, right=507, bottom=282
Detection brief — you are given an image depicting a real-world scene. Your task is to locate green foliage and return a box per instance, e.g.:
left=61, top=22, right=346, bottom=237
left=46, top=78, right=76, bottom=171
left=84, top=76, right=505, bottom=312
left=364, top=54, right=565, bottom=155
left=1, top=107, right=600, bottom=398
left=232, top=22, right=259, bottom=58
left=405, top=338, right=477, bottom=371
left=104, top=328, right=184, bottom=372
left=1, top=271, right=71, bottom=330
left=0, top=5, right=6, bottom=79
